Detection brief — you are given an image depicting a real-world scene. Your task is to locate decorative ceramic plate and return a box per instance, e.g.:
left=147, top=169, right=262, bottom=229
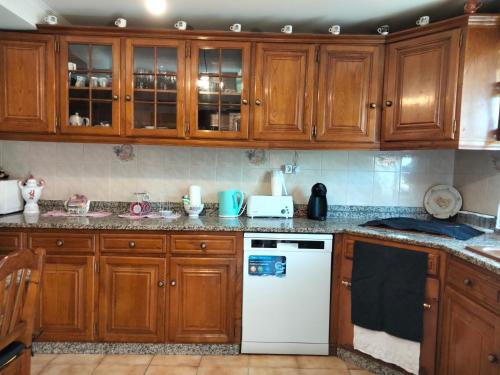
left=423, top=185, right=463, bottom=219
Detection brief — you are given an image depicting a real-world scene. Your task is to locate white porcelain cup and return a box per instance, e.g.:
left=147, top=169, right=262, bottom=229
left=174, top=20, right=187, bottom=30
left=230, top=23, right=241, bottom=32
left=44, top=15, right=58, bottom=25
left=114, top=18, right=127, bottom=28
left=281, top=25, right=293, bottom=34
left=377, top=25, right=390, bottom=35
left=328, top=25, right=341, bottom=35
left=75, top=76, right=86, bottom=88
left=68, top=62, right=77, bottom=71
left=416, top=16, right=430, bottom=26
left=98, top=77, right=108, bottom=88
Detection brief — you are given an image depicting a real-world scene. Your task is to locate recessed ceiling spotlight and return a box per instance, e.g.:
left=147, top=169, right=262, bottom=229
left=145, top=0, right=167, bottom=15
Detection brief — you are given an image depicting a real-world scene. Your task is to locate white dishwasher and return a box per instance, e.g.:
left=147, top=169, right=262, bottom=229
left=242, top=232, right=333, bottom=355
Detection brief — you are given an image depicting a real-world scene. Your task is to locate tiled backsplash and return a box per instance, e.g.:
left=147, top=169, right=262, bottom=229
left=454, top=150, right=500, bottom=216
left=0, top=141, right=455, bottom=207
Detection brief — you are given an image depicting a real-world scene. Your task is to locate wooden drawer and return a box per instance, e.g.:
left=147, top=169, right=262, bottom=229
left=0, top=231, right=24, bottom=252
left=446, top=257, right=500, bottom=314
left=171, top=234, right=237, bottom=255
left=100, top=234, right=166, bottom=254
left=343, top=238, right=440, bottom=277
left=28, top=232, right=96, bottom=254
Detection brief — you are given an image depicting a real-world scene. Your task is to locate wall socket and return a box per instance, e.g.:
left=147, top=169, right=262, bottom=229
left=283, top=164, right=300, bottom=174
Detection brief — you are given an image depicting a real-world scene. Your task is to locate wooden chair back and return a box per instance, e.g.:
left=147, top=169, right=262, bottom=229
left=0, top=248, right=45, bottom=351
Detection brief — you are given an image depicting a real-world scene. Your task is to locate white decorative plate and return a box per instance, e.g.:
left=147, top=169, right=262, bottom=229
left=423, top=185, right=463, bottom=219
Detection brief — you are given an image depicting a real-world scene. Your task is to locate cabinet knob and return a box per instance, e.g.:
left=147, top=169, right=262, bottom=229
left=56, top=240, right=64, bottom=247
left=125, top=95, right=132, bottom=101
left=129, top=241, right=136, bottom=248
left=487, top=353, right=498, bottom=364
left=255, top=99, right=262, bottom=106
left=241, top=99, right=248, bottom=105
left=200, top=242, right=207, bottom=250
left=170, top=280, right=177, bottom=287
left=423, top=303, right=431, bottom=310
left=113, top=95, right=119, bottom=101
left=369, top=103, right=377, bottom=109
left=341, top=280, right=352, bottom=289
left=463, top=278, right=473, bottom=287
left=385, top=100, right=393, bottom=107
left=157, top=281, right=165, bottom=288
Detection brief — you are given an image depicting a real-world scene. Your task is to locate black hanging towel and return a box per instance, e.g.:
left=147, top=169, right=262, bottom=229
left=351, top=241, right=428, bottom=342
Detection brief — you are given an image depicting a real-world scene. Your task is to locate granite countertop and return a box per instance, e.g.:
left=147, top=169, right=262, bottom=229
left=0, top=212, right=498, bottom=275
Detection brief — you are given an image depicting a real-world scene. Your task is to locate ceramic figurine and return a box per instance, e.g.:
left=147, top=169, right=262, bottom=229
left=18, top=176, right=45, bottom=214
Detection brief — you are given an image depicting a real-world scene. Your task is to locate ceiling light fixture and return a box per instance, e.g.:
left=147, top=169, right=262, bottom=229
left=145, top=0, right=167, bottom=15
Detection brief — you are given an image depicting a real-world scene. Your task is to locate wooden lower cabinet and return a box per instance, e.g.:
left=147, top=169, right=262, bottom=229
left=98, top=256, right=166, bottom=342
left=169, top=257, right=236, bottom=343
left=38, top=255, right=95, bottom=341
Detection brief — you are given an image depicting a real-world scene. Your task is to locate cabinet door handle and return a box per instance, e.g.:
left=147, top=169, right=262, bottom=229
left=369, top=103, right=377, bottom=109
left=129, top=241, right=136, bottom=248
left=170, top=280, right=177, bottom=287
left=341, top=280, right=352, bottom=288
left=487, top=353, right=498, bottom=364
left=463, top=278, right=473, bottom=287
left=125, top=95, right=132, bottom=101
left=157, top=281, right=165, bottom=288
left=56, top=240, right=64, bottom=247
left=200, top=242, right=207, bottom=250
left=113, top=95, right=119, bottom=101
left=385, top=100, right=393, bottom=107
left=255, top=99, right=262, bottom=106
left=241, top=99, right=248, bottom=105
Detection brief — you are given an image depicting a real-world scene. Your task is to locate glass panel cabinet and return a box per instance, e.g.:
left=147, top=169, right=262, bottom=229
left=59, top=36, right=121, bottom=135
left=125, top=39, right=185, bottom=137
left=189, top=42, right=251, bottom=139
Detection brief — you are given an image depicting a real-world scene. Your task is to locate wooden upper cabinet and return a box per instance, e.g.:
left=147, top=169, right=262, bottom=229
left=125, top=38, right=185, bottom=138
left=382, top=29, right=461, bottom=142
left=169, top=257, right=236, bottom=343
left=99, top=256, right=166, bottom=342
left=59, top=35, right=121, bottom=135
left=440, top=287, right=500, bottom=375
left=316, top=45, right=383, bottom=143
left=253, top=43, right=316, bottom=141
left=0, top=34, right=56, bottom=134
left=189, top=41, right=251, bottom=139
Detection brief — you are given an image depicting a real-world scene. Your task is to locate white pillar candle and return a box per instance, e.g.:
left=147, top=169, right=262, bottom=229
left=189, top=185, right=202, bottom=207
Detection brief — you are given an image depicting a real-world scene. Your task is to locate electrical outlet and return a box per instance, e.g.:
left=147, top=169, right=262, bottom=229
left=292, top=165, right=300, bottom=174
left=284, top=164, right=293, bottom=174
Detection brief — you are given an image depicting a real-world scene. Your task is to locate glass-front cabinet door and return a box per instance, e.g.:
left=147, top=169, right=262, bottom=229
left=60, top=36, right=120, bottom=135
left=125, top=39, right=185, bottom=137
left=189, top=42, right=251, bottom=139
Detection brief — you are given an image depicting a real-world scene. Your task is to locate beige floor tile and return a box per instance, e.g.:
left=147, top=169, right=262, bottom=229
left=31, top=363, right=47, bottom=375
left=92, top=364, right=148, bottom=375
left=249, top=368, right=300, bottom=375
left=150, top=354, right=201, bottom=366
left=32, top=354, right=57, bottom=365
left=299, top=369, right=350, bottom=375
left=249, top=355, right=299, bottom=368
left=345, top=362, right=361, bottom=370
left=349, top=370, right=375, bottom=375
left=101, top=354, right=153, bottom=365
left=50, top=354, right=104, bottom=365
left=145, top=365, right=198, bottom=375
left=39, top=364, right=97, bottom=375
left=200, top=355, right=250, bottom=367
left=198, top=367, right=249, bottom=375
left=296, top=356, right=348, bottom=369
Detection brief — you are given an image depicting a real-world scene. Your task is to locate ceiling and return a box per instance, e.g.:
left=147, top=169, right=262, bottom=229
left=4, top=0, right=500, bottom=33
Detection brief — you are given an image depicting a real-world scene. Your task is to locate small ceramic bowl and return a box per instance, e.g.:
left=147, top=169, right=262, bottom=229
left=184, top=204, right=204, bottom=218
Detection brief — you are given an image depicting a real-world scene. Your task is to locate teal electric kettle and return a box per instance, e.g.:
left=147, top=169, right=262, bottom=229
left=218, top=190, right=245, bottom=217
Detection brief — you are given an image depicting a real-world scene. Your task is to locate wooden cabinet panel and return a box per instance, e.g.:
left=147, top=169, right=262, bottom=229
left=440, top=286, right=500, bottom=375
left=0, top=231, right=24, bottom=252
left=253, top=43, right=315, bottom=141
left=169, top=257, right=236, bottom=343
left=316, top=45, right=383, bottom=143
left=99, top=256, right=166, bottom=342
left=382, top=29, right=461, bottom=142
left=170, top=234, right=237, bottom=255
left=38, top=255, right=95, bottom=341
left=100, top=233, right=167, bottom=254
left=0, top=34, right=56, bottom=133
left=28, top=232, right=96, bottom=254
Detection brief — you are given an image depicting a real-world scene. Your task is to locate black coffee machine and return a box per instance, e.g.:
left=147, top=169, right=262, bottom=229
left=307, top=183, right=327, bottom=221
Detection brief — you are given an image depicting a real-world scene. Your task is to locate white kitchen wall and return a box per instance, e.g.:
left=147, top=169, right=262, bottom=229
left=0, top=141, right=455, bottom=206
left=454, top=151, right=500, bottom=216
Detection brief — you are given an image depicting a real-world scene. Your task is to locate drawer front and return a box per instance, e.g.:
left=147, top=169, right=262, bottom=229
left=447, top=257, right=500, bottom=314
left=0, top=231, right=24, bottom=252
left=28, top=233, right=96, bottom=254
left=343, top=239, right=440, bottom=277
left=100, top=234, right=166, bottom=254
left=171, top=234, right=237, bottom=255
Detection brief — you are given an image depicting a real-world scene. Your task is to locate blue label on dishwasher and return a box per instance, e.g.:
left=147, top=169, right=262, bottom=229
left=248, top=255, right=286, bottom=277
